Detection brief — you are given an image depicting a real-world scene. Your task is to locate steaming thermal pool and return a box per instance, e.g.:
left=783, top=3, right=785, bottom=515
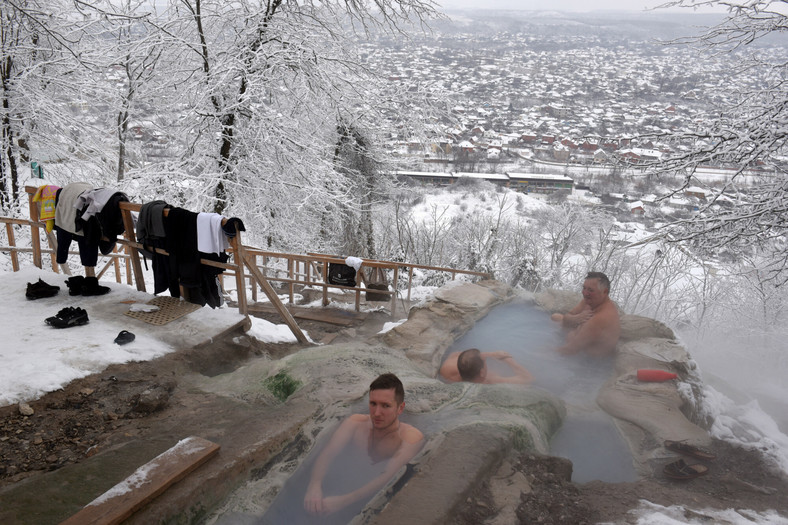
left=444, top=300, right=637, bottom=483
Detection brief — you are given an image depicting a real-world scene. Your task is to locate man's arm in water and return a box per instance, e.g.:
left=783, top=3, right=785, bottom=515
left=482, top=351, right=533, bottom=384
left=557, top=305, right=618, bottom=357
left=318, top=426, right=425, bottom=515
left=559, top=300, right=593, bottom=328
left=304, top=414, right=364, bottom=515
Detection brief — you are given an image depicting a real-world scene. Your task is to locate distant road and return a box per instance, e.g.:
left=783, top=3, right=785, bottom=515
left=527, top=156, right=773, bottom=185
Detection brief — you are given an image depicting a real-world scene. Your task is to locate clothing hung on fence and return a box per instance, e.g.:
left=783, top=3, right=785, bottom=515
left=137, top=200, right=171, bottom=295
left=75, top=189, right=129, bottom=256
left=54, top=182, right=96, bottom=265
left=164, top=207, right=227, bottom=309
left=197, top=212, right=230, bottom=255
left=54, top=182, right=93, bottom=235
left=32, top=185, right=61, bottom=233
left=53, top=183, right=128, bottom=266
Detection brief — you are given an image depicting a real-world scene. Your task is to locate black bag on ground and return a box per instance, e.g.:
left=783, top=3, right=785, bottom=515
left=328, top=263, right=356, bottom=287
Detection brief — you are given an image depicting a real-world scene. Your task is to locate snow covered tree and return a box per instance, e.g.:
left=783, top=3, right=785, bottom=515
left=147, top=0, right=443, bottom=253
left=653, top=0, right=788, bottom=282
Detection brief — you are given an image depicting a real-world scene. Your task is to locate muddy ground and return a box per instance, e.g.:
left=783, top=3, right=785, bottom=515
left=2, top=309, right=788, bottom=524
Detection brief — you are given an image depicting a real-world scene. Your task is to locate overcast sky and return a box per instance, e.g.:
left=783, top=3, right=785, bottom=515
left=437, top=0, right=726, bottom=13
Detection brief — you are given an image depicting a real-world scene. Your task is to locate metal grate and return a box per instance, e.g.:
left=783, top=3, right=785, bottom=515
left=124, top=296, right=201, bottom=326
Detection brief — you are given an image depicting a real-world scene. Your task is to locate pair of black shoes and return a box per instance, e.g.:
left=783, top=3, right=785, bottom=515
left=26, top=279, right=60, bottom=300
left=45, top=307, right=89, bottom=328
left=66, top=276, right=110, bottom=296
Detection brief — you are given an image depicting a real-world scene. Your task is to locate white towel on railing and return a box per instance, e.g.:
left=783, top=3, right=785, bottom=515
left=345, top=256, right=363, bottom=271
left=197, top=212, right=230, bottom=255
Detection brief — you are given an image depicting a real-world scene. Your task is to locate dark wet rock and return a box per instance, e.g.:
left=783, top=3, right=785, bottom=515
left=131, top=385, right=171, bottom=414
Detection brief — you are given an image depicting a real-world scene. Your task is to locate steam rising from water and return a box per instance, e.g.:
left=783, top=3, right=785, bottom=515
left=444, top=301, right=636, bottom=482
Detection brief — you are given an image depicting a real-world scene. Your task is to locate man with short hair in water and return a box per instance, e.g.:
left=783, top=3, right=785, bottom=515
left=439, top=348, right=533, bottom=384
left=552, top=271, right=621, bottom=357
left=304, top=373, right=424, bottom=516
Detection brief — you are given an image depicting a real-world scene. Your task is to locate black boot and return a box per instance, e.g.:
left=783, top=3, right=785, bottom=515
left=81, top=276, right=110, bottom=296
left=65, top=276, right=85, bottom=296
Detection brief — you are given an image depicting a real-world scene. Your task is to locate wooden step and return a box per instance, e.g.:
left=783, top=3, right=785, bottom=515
left=60, top=436, right=220, bottom=525
left=247, top=303, right=368, bottom=326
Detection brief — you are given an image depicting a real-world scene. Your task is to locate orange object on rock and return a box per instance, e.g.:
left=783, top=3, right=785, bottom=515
left=637, top=369, right=678, bottom=382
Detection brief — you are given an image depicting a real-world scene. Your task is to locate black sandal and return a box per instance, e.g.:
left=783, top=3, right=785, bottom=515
left=114, top=330, right=136, bottom=345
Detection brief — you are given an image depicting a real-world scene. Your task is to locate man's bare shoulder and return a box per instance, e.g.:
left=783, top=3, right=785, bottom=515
left=348, top=413, right=369, bottom=424
left=400, top=422, right=424, bottom=444
left=596, top=299, right=620, bottom=320
left=439, top=352, right=461, bottom=382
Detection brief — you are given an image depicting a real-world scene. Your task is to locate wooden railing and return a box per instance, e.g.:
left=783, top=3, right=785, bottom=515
left=1, top=186, right=492, bottom=343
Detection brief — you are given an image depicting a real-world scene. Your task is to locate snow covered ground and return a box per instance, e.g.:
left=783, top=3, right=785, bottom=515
left=0, top=266, right=295, bottom=406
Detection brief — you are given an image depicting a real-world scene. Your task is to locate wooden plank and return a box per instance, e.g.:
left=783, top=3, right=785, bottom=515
left=246, top=304, right=366, bottom=326
left=243, top=254, right=309, bottom=344
left=120, top=208, right=146, bottom=292
left=5, top=223, right=18, bottom=272
left=193, top=317, right=253, bottom=348
left=45, top=229, right=61, bottom=272
left=392, top=266, right=400, bottom=316
left=60, top=436, right=220, bottom=525
left=27, top=191, right=42, bottom=269
left=230, top=231, right=248, bottom=316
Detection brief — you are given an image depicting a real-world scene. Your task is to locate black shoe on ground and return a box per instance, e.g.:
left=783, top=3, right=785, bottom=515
left=114, top=330, right=135, bottom=345
left=65, top=276, right=85, bottom=296
left=26, top=279, right=60, bottom=300
left=81, top=277, right=110, bottom=296
left=45, top=307, right=89, bottom=328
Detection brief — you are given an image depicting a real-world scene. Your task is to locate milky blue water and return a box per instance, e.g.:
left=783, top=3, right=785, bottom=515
left=213, top=437, right=387, bottom=525
left=444, top=300, right=637, bottom=483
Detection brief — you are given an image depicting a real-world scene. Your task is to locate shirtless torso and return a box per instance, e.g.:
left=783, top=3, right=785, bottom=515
left=304, top=386, right=424, bottom=516
left=342, top=413, right=421, bottom=463
left=556, top=276, right=621, bottom=357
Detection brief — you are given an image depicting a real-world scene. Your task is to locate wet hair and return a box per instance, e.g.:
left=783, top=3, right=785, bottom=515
left=370, top=373, right=404, bottom=405
left=457, top=348, right=485, bottom=381
left=586, top=271, right=611, bottom=292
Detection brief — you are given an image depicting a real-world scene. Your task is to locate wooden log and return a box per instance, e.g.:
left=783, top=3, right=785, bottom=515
left=60, top=436, right=219, bottom=525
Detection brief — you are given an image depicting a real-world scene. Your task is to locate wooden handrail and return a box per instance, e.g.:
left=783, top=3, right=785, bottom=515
left=12, top=185, right=490, bottom=333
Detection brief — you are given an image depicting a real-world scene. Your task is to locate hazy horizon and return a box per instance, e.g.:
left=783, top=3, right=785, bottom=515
left=438, top=0, right=727, bottom=13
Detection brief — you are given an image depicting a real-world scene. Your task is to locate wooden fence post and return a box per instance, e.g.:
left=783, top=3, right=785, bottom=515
left=27, top=192, right=42, bottom=269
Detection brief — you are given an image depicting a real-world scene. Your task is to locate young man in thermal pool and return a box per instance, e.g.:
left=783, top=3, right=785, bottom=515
left=439, top=348, right=533, bottom=384
left=303, top=373, right=424, bottom=516
left=552, top=271, right=621, bottom=357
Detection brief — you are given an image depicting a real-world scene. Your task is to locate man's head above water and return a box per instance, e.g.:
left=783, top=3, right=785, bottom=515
left=582, top=271, right=611, bottom=310
left=457, top=348, right=485, bottom=382
left=369, top=372, right=405, bottom=405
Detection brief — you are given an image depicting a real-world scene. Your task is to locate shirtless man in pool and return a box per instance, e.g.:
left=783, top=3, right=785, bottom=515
left=439, top=348, right=533, bottom=384
left=304, top=373, right=424, bottom=516
left=552, top=271, right=620, bottom=357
